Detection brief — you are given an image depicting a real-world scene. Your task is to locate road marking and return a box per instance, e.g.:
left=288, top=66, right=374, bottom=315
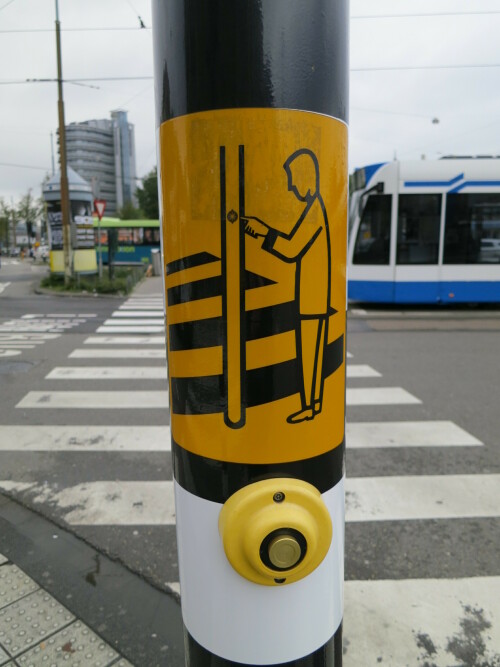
left=0, top=315, right=87, bottom=334
left=0, top=343, right=36, bottom=348
left=119, top=305, right=164, bottom=310
left=0, top=350, right=20, bottom=357
left=103, top=318, right=165, bottom=326
left=111, top=311, right=164, bottom=318
left=4, top=474, right=496, bottom=525
left=83, top=336, right=165, bottom=345
left=0, top=481, right=176, bottom=526
left=343, top=577, right=500, bottom=667
left=349, top=308, right=367, bottom=315
left=0, top=334, right=60, bottom=341
left=2, top=422, right=475, bottom=451
left=0, top=282, right=11, bottom=294
left=346, top=364, right=381, bottom=378
left=47, top=366, right=168, bottom=380
left=345, top=474, right=500, bottom=521
left=96, top=326, right=165, bottom=333
left=346, top=421, right=482, bottom=448
left=346, top=351, right=353, bottom=358
left=346, top=387, right=421, bottom=405
left=122, top=300, right=163, bottom=305
left=16, top=391, right=169, bottom=409
left=0, top=426, right=171, bottom=451
left=70, top=348, right=165, bottom=359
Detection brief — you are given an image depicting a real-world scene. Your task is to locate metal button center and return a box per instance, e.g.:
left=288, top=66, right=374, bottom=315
left=268, top=535, right=302, bottom=569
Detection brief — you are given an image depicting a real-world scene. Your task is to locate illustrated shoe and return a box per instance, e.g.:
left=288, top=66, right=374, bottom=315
left=313, top=400, right=322, bottom=415
left=286, top=408, right=315, bottom=424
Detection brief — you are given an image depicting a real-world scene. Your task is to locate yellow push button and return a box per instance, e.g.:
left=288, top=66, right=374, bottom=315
left=218, top=478, right=332, bottom=586
left=268, top=535, right=302, bottom=569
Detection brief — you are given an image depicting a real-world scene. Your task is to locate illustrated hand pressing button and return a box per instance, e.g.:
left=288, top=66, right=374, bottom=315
left=242, top=216, right=269, bottom=238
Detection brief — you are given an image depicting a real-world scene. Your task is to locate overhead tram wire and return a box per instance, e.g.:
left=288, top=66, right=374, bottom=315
left=0, top=162, right=48, bottom=171
left=0, top=0, right=16, bottom=11
left=2, top=10, right=500, bottom=33
left=3, top=61, right=500, bottom=88
left=351, top=63, right=500, bottom=72
left=0, top=26, right=152, bottom=33
left=352, top=10, right=500, bottom=19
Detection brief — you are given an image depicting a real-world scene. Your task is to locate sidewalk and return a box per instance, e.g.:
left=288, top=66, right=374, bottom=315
left=0, top=493, right=183, bottom=666
left=131, top=276, right=163, bottom=298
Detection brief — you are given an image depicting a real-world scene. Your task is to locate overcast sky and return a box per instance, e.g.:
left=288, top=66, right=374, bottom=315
left=1, top=0, right=500, bottom=202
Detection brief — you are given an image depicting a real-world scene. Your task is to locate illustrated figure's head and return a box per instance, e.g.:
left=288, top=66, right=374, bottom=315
left=283, top=149, right=320, bottom=202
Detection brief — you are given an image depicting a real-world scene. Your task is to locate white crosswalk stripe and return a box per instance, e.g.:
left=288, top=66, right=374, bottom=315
left=346, top=420, right=482, bottom=447
left=0, top=426, right=171, bottom=451
left=70, top=348, right=165, bottom=359
left=111, top=311, right=164, bottom=318
left=119, top=305, right=164, bottom=310
left=103, top=318, right=164, bottom=326
left=83, top=336, right=165, bottom=345
left=346, top=364, right=381, bottom=378
left=343, top=577, right=500, bottom=666
left=46, top=366, right=168, bottom=380
left=17, top=388, right=419, bottom=408
left=96, top=325, right=165, bottom=333
left=346, top=474, right=500, bottom=521
left=3, top=474, right=498, bottom=525
left=346, top=387, right=421, bottom=405
left=16, top=391, right=170, bottom=409
left=0, top=480, right=176, bottom=526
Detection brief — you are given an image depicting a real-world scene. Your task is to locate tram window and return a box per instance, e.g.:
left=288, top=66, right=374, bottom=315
left=132, top=228, right=144, bottom=245
left=118, top=229, right=133, bottom=243
left=397, top=194, right=441, bottom=264
left=444, top=194, right=500, bottom=264
left=352, top=195, right=392, bottom=264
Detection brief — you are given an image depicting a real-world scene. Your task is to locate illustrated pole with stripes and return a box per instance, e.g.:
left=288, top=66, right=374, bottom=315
left=153, top=1, right=348, bottom=665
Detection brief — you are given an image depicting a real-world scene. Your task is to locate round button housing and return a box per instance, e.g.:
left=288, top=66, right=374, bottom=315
left=218, top=478, right=332, bottom=586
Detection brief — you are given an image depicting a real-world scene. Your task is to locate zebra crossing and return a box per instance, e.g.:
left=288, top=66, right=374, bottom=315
left=0, top=314, right=97, bottom=358
left=1, top=292, right=499, bottom=665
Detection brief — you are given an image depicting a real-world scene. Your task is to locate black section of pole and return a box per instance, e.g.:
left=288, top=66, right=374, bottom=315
left=152, top=0, right=348, bottom=123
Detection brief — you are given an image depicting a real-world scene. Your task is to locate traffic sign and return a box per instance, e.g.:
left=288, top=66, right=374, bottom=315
left=94, top=199, right=107, bottom=221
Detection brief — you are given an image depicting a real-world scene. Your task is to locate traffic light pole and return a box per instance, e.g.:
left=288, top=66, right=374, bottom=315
left=55, top=0, right=72, bottom=285
left=153, top=1, right=348, bottom=664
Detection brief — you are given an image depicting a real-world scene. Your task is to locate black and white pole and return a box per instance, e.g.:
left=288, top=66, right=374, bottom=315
left=153, top=1, right=348, bottom=665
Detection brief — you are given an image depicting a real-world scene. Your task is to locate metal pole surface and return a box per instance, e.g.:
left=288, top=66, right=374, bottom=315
left=98, top=218, right=102, bottom=279
left=153, top=1, right=348, bottom=665
left=55, top=0, right=72, bottom=284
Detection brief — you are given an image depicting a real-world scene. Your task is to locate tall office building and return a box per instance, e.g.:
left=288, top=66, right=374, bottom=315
left=64, top=110, right=137, bottom=216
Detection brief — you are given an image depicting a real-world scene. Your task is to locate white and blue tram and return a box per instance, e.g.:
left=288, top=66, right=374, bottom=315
left=348, top=157, right=500, bottom=303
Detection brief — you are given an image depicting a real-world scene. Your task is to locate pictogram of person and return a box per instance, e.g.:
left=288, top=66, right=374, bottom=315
left=243, top=148, right=334, bottom=424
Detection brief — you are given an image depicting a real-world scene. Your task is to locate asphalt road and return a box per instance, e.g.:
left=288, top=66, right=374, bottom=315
left=0, top=257, right=499, bottom=666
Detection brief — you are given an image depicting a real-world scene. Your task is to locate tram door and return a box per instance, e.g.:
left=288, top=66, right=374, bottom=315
left=350, top=193, right=395, bottom=302
left=394, top=194, right=442, bottom=304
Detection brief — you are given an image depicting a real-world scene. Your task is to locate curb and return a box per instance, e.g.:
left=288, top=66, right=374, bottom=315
left=34, top=286, right=125, bottom=299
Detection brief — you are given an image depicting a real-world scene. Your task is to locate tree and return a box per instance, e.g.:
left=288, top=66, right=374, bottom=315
left=0, top=199, right=17, bottom=251
left=17, top=190, right=44, bottom=229
left=0, top=200, right=10, bottom=250
left=117, top=201, right=144, bottom=220
left=136, top=167, right=159, bottom=219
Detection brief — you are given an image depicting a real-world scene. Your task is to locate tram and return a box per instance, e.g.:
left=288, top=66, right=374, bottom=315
left=93, top=217, right=160, bottom=265
left=348, top=157, right=500, bottom=303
